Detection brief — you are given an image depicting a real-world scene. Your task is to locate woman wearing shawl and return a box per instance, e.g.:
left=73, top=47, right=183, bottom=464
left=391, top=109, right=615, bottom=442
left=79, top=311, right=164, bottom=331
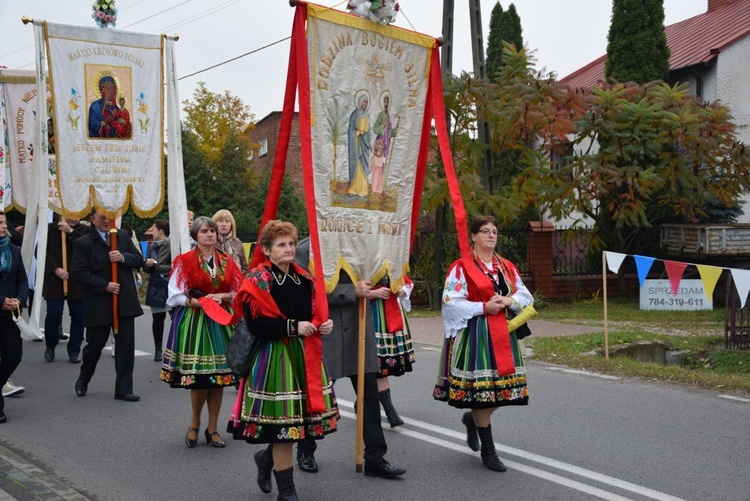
left=0, top=211, right=29, bottom=424
left=212, top=209, right=249, bottom=275
left=433, top=215, right=533, bottom=472
left=160, top=216, right=242, bottom=449
left=230, top=220, right=338, bottom=501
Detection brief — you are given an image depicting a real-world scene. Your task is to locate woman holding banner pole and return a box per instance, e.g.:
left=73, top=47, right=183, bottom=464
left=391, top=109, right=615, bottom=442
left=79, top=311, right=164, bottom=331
left=160, top=216, right=242, bottom=449
left=433, top=215, right=533, bottom=472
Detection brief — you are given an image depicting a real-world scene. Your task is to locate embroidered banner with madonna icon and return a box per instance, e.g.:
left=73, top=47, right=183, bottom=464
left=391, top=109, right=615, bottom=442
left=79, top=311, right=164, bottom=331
left=44, top=22, right=164, bottom=218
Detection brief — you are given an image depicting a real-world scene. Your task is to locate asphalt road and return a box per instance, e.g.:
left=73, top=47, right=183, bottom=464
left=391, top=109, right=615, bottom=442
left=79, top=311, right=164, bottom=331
left=1, top=310, right=749, bottom=500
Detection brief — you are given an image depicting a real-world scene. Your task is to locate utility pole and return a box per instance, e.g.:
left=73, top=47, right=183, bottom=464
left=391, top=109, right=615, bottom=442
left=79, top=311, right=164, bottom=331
left=433, top=0, right=454, bottom=309
left=468, top=0, right=493, bottom=192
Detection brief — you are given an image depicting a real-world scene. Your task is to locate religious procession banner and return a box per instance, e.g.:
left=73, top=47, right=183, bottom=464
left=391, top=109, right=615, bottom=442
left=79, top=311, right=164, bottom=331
left=251, top=0, right=475, bottom=417
left=0, top=69, right=61, bottom=212
left=305, top=5, right=435, bottom=291
left=44, top=22, right=164, bottom=218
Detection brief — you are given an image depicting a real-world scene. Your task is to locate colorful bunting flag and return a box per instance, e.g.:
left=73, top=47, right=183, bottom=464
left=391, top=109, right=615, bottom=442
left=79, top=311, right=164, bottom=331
left=664, top=260, right=688, bottom=297
left=696, top=265, right=723, bottom=301
left=605, top=251, right=626, bottom=274
left=634, top=255, right=656, bottom=288
left=730, top=269, right=750, bottom=308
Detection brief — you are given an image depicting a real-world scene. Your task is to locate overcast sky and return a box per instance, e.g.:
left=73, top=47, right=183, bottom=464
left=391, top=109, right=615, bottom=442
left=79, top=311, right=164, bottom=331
left=1, top=0, right=707, bottom=121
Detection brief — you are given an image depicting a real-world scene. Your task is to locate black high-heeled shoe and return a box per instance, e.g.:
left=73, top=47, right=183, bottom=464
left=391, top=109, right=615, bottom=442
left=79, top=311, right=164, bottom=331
left=205, top=428, right=226, bottom=448
left=185, top=427, right=199, bottom=448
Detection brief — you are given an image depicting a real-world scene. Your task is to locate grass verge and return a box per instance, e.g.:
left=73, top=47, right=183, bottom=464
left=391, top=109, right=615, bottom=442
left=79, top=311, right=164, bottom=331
left=528, top=298, right=750, bottom=395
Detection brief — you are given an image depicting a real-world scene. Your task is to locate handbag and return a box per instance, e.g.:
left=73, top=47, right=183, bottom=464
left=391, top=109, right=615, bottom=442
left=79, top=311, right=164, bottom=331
left=507, top=305, right=537, bottom=340
left=12, top=307, right=40, bottom=341
left=225, top=318, right=257, bottom=378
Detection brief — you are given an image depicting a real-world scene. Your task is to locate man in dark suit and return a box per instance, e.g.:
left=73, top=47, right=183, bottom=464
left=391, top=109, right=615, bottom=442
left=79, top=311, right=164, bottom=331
left=42, top=216, right=88, bottom=363
left=292, top=237, right=405, bottom=478
left=72, top=209, right=143, bottom=401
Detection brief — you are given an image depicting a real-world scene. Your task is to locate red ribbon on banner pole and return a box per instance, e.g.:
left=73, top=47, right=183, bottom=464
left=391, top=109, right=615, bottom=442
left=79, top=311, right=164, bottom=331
left=427, top=48, right=514, bottom=376
left=255, top=3, right=326, bottom=414
left=294, top=2, right=328, bottom=414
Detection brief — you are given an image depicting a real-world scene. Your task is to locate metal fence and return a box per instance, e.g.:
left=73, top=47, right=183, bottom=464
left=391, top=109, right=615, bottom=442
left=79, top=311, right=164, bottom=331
left=725, top=273, right=750, bottom=350
left=497, top=227, right=529, bottom=274
left=553, top=229, right=599, bottom=276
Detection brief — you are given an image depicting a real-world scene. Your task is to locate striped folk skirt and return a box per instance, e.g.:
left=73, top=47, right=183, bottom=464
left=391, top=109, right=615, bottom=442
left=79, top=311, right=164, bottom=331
left=228, top=336, right=339, bottom=444
left=371, top=298, right=415, bottom=377
left=159, top=306, right=237, bottom=389
left=433, top=315, right=528, bottom=409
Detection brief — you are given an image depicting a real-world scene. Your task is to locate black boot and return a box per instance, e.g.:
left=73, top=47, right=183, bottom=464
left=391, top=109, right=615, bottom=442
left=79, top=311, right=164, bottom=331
left=254, top=444, right=273, bottom=494
left=477, top=425, right=506, bottom=472
left=273, top=467, right=299, bottom=501
left=378, top=389, right=404, bottom=427
left=461, top=412, right=480, bottom=451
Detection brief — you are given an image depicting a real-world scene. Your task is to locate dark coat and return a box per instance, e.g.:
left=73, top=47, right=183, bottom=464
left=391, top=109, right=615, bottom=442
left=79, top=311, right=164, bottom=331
left=42, top=222, right=88, bottom=300
left=295, top=237, right=377, bottom=380
left=0, top=243, right=29, bottom=310
left=72, top=227, right=143, bottom=327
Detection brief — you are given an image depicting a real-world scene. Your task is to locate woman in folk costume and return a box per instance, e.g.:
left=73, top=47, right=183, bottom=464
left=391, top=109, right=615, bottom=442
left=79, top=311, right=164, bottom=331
left=369, top=273, right=415, bottom=427
left=433, top=215, right=533, bottom=472
left=230, top=220, right=338, bottom=501
left=160, top=216, right=242, bottom=449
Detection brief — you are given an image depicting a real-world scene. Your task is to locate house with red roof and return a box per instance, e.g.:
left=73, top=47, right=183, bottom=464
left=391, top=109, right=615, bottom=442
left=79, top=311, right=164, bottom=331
left=561, top=0, right=750, bottom=222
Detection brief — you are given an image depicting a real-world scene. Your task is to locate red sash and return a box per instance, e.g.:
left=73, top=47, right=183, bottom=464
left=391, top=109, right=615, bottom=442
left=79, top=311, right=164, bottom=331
left=233, top=262, right=326, bottom=413
left=459, top=257, right=515, bottom=377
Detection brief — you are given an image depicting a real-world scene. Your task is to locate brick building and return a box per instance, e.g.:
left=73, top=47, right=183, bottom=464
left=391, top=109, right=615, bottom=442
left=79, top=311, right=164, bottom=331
left=249, top=111, right=305, bottom=197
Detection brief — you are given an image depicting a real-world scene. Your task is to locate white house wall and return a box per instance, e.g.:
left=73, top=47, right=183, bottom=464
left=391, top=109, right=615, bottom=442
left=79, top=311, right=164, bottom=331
left=715, top=36, right=750, bottom=222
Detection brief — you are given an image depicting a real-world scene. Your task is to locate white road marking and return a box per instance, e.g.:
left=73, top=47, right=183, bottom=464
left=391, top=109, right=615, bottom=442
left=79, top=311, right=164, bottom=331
left=718, top=394, right=750, bottom=403
left=545, top=367, right=621, bottom=380
left=338, top=400, right=685, bottom=501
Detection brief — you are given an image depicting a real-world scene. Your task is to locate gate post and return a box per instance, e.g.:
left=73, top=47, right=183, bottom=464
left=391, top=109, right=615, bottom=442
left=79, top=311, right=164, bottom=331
left=527, top=221, right=555, bottom=299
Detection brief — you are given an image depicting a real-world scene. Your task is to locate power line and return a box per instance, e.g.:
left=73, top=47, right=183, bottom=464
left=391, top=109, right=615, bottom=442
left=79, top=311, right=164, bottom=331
left=157, top=0, right=243, bottom=33
left=121, top=0, right=194, bottom=29
left=178, top=36, right=290, bottom=81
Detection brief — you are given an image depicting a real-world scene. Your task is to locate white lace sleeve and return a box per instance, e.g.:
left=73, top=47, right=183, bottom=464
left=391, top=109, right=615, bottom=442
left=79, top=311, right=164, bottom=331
left=441, top=264, right=484, bottom=338
left=398, top=281, right=414, bottom=312
left=166, top=261, right=187, bottom=308
left=508, top=274, right=534, bottom=314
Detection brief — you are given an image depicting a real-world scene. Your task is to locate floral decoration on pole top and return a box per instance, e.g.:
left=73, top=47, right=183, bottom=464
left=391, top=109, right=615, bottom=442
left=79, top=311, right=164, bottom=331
left=347, top=0, right=399, bottom=26
left=92, top=0, right=118, bottom=28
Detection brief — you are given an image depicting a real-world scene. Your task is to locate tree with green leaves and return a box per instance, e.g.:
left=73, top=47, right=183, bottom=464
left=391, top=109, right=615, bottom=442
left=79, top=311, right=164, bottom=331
left=486, top=2, right=523, bottom=83
left=605, top=0, right=670, bottom=83
left=529, top=81, right=750, bottom=253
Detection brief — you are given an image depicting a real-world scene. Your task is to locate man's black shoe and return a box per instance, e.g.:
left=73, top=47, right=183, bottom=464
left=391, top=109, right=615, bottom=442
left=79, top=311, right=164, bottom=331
left=69, top=356, right=81, bottom=364
left=297, top=453, right=319, bottom=473
left=0, top=411, right=6, bottom=423
left=44, top=348, right=54, bottom=362
left=363, top=460, right=406, bottom=478
left=114, top=393, right=140, bottom=402
left=75, top=381, right=87, bottom=397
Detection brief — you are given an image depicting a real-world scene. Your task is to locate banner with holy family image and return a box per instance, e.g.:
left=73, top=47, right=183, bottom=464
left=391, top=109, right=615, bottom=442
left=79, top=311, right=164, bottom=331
left=0, top=69, right=61, bottom=212
left=44, top=22, right=164, bottom=218
left=305, top=5, right=435, bottom=291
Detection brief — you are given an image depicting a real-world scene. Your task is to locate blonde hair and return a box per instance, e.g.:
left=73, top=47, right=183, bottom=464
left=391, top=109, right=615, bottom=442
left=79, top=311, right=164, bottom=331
left=259, top=220, right=298, bottom=252
left=212, top=209, right=237, bottom=239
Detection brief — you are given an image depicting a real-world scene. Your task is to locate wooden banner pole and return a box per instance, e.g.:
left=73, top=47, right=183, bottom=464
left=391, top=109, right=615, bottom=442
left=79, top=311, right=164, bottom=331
left=355, top=297, right=366, bottom=473
left=61, top=231, right=69, bottom=296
